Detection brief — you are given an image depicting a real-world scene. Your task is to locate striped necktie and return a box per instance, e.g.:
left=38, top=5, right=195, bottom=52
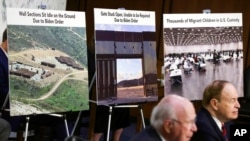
left=222, top=123, right=228, bottom=141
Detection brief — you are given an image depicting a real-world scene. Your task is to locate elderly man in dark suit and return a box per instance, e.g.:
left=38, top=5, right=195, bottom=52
left=191, top=80, right=240, bottom=141
left=130, top=94, right=197, bottom=141
left=0, top=28, right=11, bottom=141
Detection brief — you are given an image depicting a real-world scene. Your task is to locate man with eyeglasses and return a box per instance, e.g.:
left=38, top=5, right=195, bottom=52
left=191, top=80, right=240, bottom=141
left=130, top=94, right=197, bottom=141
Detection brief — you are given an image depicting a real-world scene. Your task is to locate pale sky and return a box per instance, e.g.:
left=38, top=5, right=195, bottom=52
left=116, top=59, right=142, bottom=83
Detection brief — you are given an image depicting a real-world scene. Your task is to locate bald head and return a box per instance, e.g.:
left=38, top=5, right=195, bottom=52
left=150, top=94, right=197, bottom=141
left=150, top=94, right=195, bottom=129
left=158, top=94, right=192, bottom=108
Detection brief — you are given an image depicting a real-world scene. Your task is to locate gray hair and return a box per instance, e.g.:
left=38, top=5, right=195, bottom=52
left=150, top=101, right=177, bottom=129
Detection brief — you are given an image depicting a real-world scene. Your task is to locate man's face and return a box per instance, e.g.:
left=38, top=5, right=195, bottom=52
left=217, top=83, right=240, bottom=122
left=170, top=103, right=197, bottom=141
left=2, top=39, right=8, bottom=53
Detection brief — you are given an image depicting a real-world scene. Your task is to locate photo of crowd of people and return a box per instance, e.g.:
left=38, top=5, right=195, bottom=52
left=163, top=25, right=243, bottom=100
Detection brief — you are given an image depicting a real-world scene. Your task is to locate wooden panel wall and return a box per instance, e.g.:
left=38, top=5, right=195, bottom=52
left=66, top=0, right=250, bottom=139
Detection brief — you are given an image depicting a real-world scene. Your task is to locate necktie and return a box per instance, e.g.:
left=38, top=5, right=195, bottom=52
left=222, top=123, right=228, bottom=141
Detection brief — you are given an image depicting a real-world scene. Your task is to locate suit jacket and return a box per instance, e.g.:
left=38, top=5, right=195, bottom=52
left=0, top=48, right=8, bottom=107
left=129, top=125, right=162, bottom=141
left=0, top=48, right=25, bottom=132
left=191, top=107, right=230, bottom=141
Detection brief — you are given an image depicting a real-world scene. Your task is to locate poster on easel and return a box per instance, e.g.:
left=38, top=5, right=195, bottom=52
left=7, top=8, right=89, bottom=116
left=163, top=13, right=243, bottom=100
left=0, top=0, right=67, bottom=44
left=92, top=8, right=158, bottom=106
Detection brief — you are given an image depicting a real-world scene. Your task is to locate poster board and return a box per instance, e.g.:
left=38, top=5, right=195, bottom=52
left=163, top=13, right=243, bottom=100
left=92, top=8, right=158, bottom=105
left=7, top=8, right=89, bottom=116
left=0, top=0, right=67, bottom=44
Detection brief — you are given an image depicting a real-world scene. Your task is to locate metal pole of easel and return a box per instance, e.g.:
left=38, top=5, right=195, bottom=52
left=139, top=105, right=145, bottom=129
left=0, top=93, right=9, bottom=118
left=1, top=94, right=32, bottom=141
left=49, top=113, right=70, bottom=137
left=70, top=71, right=96, bottom=136
left=63, top=114, right=70, bottom=137
left=114, top=105, right=146, bottom=129
left=24, top=116, right=30, bottom=141
left=70, top=111, right=82, bottom=136
left=106, top=106, right=113, bottom=141
left=23, top=114, right=70, bottom=140
left=1, top=93, right=9, bottom=111
left=105, top=104, right=146, bottom=141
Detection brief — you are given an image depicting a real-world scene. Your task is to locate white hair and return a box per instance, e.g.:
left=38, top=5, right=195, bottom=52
left=150, top=101, right=177, bottom=129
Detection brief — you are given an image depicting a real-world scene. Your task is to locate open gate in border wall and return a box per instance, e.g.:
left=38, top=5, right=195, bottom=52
left=96, top=30, right=156, bottom=101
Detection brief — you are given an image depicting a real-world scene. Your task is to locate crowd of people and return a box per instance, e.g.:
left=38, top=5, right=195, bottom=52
left=165, top=50, right=243, bottom=75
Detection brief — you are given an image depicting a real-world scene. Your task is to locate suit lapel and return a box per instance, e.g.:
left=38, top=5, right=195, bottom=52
left=201, top=107, right=226, bottom=141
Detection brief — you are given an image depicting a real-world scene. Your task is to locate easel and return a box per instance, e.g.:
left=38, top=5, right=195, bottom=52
left=0, top=92, right=9, bottom=114
left=1, top=93, right=70, bottom=141
left=69, top=72, right=97, bottom=136
left=80, top=72, right=146, bottom=141
left=106, top=104, right=146, bottom=141
left=24, top=113, right=69, bottom=141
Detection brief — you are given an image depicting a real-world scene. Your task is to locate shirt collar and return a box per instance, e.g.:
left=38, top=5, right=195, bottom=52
left=0, top=46, right=8, bottom=58
left=156, top=130, right=166, bottom=141
left=211, top=116, right=223, bottom=131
